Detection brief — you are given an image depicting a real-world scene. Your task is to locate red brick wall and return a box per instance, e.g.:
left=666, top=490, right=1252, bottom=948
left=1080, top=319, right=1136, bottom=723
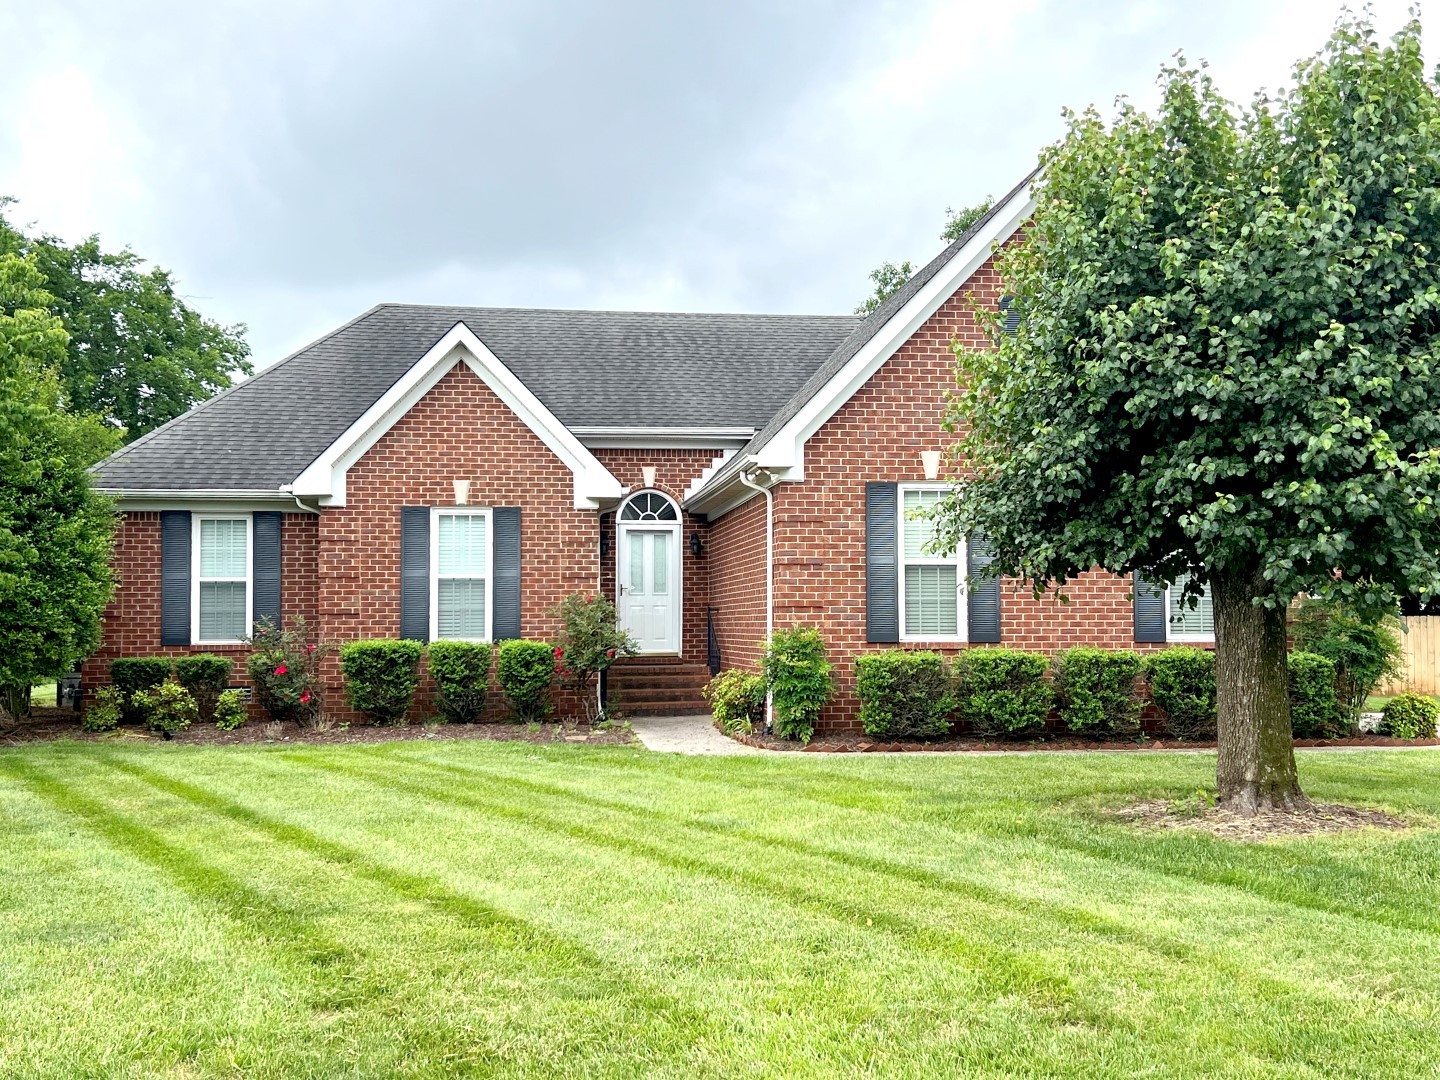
left=768, top=253, right=1160, bottom=729
left=316, top=361, right=601, bottom=721
left=83, top=511, right=319, bottom=721
left=592, top=448, right=721, bottom=662
left=706, top=493, right=768, bottom=674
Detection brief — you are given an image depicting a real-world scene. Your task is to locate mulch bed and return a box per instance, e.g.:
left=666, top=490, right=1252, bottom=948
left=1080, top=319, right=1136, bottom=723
left=1110, top=799, right=1411, bottom=840
left=1, top=709, right=636, bottom=748
left=730, top=730, right=1440, bottom=753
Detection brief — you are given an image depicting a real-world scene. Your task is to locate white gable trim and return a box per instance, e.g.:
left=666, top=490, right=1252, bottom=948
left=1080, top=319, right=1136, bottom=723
left=757, top=183, right=1034, bottom=475
left=686, top=181, right=1033, bottom=517
left=290, top=322, right=623, bottom=509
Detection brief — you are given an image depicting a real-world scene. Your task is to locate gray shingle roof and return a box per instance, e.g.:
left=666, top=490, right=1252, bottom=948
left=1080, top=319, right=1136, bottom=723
left=92, top=305, right=858, bottom=492
left=689, top=172, right=1036, bottom=504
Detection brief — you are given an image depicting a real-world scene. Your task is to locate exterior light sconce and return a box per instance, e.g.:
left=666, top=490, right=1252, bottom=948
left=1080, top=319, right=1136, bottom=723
left=689, top=531, right=705, bottom=558
left=599, top=514, right=611, bottom=557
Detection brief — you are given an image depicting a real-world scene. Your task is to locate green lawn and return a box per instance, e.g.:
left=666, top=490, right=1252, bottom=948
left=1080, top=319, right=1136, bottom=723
left=2, top=742, right=1439, bottom=1078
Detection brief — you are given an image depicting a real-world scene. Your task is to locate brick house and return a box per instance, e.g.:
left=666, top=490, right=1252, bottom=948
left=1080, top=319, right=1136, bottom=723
left=88, top=177, right=1212, bottom=728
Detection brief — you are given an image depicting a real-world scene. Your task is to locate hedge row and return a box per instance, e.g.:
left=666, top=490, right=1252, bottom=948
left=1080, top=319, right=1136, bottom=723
left=852, top=645, right=1426, bottom=743
left=104, top=638, right=563, bottom=730
left=704, top=641, right=1420, bottom=744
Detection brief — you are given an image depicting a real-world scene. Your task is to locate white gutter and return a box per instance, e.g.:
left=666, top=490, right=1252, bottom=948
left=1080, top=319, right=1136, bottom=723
left=737, top=467, right=775, bottom=734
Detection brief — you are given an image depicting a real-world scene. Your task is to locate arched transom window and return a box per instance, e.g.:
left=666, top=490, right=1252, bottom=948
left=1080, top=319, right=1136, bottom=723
left=620, top=491, right=678, bottom=521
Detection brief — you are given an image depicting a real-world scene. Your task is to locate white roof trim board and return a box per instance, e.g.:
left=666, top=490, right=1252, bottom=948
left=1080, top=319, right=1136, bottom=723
left=289, top=322, right=624, bottom=509
left=684, top=178, right=1035, bottom=517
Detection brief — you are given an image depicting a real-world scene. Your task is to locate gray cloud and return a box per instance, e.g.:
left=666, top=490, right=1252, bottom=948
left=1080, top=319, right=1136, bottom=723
left=1, top=1, right=1429, bottom=365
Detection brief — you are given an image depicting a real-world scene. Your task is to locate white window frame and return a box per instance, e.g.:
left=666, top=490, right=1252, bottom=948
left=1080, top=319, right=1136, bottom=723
left=430, top=506, right=494, bottom=643
left=1165, top=575, right=1215, bottom=644
left=897, top=483, right=968, bottom=644
left=191, top=513, right=253, bottom=645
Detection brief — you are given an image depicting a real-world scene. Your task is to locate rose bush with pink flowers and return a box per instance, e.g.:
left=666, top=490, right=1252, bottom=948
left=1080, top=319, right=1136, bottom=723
left=245, top=616, right=333, bottom=726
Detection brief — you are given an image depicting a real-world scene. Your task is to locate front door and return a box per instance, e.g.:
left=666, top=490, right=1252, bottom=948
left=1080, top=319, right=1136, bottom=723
left=619, top=526, right=678, bottom=653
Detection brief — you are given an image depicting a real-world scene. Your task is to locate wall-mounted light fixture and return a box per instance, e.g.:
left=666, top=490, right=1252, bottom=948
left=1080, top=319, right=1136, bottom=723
left=689, top=531, right=705, bottom=558
left=599, top=514, right=611, bottom=557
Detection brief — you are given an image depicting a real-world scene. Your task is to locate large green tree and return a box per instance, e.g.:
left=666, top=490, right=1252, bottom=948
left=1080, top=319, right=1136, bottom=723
left=0, top=252, right=116, bottom=722
left=934, top=17, right=1440, bottom=813
left=0, top=202, right=251, bottom=442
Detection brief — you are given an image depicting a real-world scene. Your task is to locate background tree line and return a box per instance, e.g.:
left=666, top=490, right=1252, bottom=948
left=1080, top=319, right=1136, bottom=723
left=0, top=204, right=251, bottom=721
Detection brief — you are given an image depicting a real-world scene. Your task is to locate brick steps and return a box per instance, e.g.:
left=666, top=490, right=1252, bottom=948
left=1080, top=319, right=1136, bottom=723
left=608, top=659, right=711, bottom=717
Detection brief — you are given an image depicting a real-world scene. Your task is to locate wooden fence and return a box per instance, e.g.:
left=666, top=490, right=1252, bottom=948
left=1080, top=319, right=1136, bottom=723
left=1377, top=616, right=1440, bottom=696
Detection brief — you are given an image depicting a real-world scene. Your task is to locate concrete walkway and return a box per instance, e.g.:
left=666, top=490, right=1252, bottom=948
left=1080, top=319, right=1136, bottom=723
left=628, top=713, right=763, bottom=755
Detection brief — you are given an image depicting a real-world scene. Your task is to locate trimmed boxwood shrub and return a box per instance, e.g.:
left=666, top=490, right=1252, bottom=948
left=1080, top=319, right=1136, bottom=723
left=953, top=648, right=1052, bottom=740
left=175, top=654, right=233, bottom=723
left=213, top=689, right=248, bottom=731
left=110, top=657, right=172, bottom=725
left=427, top=640, right=494, bottom=724
left=761, top=626, right=833, bottom=744
left=134, top=680, right=196, bottom=737
left=855, top=650, right=954, bottom=741
left=340, top=639, right=425, bottom=725
left=1288, top=651, right=1342, bottom=738
left=1380, top=692, right=1439, bottom=739
left=704, top=669, right=767, bottom=736
left=1053, top=648, right=1143, bottom=738
left=82, top=686, right=123, bottom=733
left=1143, top=647, right=1217, bottom=741
left=497, top=640, right=555, bottom=722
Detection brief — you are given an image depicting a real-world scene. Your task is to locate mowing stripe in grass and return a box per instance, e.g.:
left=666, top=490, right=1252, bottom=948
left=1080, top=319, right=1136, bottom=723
left=0, top=755, right=374, bottom=1017
left=277, top=748, right=1161, bottom=1033
left=287, top=751, right=1426, bottom=1073
left=101, top=752, right=716, bottom=1055
left=467, top=745, right=1440, bottom=939
left=354, top=746, right=1422, bottom=1034
left=379, top=745, right=1440, bottom=968
left=378, top=750, right=1273, bottom=960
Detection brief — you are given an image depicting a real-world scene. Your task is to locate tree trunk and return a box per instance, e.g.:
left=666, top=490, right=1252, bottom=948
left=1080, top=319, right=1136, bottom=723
left=1212, top=566, right=1308, bottom=814
left=0, top=684, right=30, bottom=728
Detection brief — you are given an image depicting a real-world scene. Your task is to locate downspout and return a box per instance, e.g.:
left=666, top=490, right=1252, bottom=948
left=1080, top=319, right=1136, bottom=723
left=737, top=468, right=774, bottom=734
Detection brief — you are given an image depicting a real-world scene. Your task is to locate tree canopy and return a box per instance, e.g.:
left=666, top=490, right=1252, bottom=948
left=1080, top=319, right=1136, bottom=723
left=934, top=16, right=1440, bottom=812
left=0, top=250, right=116, bottom=720
left=0, top=202, right=251, bottom=442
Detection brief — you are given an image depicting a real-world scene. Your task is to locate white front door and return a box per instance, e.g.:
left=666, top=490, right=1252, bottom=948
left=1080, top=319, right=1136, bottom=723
left=619, top=526, right=679, bottom=653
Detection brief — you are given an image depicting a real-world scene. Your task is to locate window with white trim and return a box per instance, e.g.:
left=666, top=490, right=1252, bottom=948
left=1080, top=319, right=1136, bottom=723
left=1167, top=572, right=1214, bottom=641
left=194, top=515, right=251, bottom=644
left=431, top=507, right=493, bottom=641
left=899, top=485, right=967, bottom=641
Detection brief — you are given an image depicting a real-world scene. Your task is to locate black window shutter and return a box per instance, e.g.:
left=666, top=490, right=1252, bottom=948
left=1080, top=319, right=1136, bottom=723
left=865, top=482, right=899, bottom=643
left=999, top=295, right=1021, bottom=335
left=252, top=511, right=282, bottom=631
left=1134, top=571, right=1167, bottom=643
left=492, top=507, right=522, bottom=641
left=400, top=507, right=430, bottom=642
left=967, top=532, right=1001, bottom=643
left=159, top=511, right=192, bottom=646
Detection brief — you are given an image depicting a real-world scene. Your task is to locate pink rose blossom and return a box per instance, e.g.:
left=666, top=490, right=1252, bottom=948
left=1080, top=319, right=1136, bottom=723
left=274, top=664, right=288, bottom=676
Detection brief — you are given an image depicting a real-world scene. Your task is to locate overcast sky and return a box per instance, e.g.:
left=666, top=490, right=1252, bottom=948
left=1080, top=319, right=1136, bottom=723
left=1, top=1, right=1432, bottom=368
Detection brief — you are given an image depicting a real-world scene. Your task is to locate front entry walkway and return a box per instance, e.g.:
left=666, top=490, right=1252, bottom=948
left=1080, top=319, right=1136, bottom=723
left=628, top=713, right=763, bottom=755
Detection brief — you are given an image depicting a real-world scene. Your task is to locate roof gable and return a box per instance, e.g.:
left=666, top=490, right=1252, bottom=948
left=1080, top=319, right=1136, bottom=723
left=685, top=173, right=1036, bottom=516
left=292, top=323, right=624, bottom=509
